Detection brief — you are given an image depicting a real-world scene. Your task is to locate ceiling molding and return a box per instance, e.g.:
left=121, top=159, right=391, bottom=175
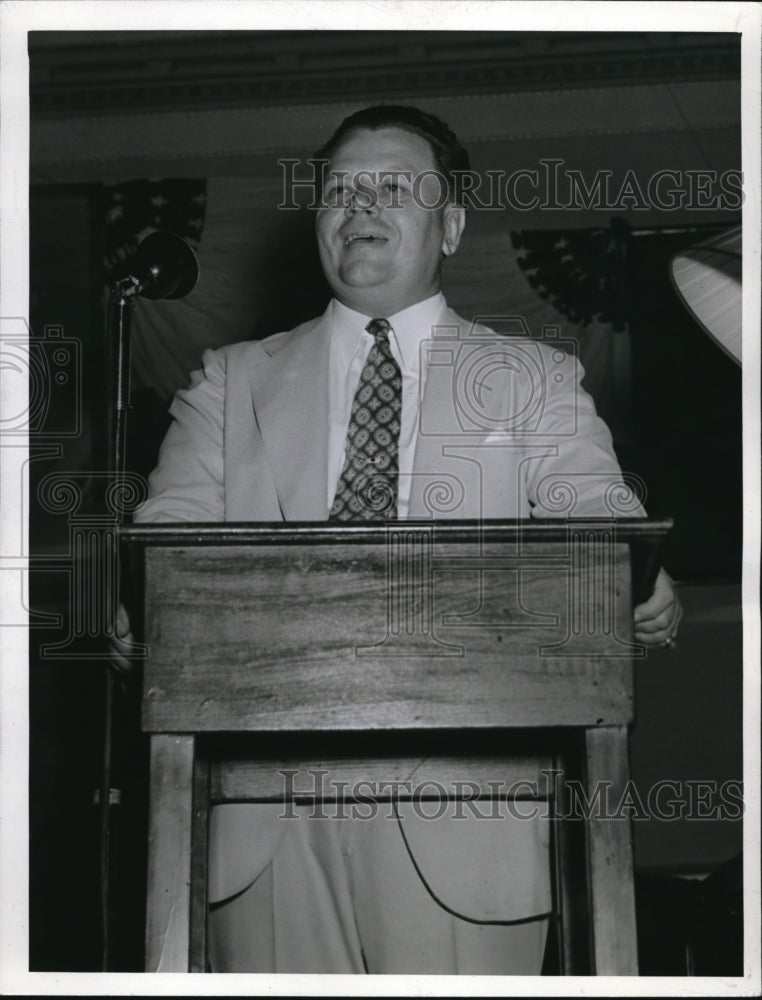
left=29, top=30, right=740, bottom=118
left=31, top=81, right=741, bottom=184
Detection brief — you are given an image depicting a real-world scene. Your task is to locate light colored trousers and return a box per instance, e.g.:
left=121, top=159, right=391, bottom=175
left=208, top=802, right=551, bottom=974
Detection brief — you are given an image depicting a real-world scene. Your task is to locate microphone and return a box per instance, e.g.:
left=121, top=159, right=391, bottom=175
left=108, top=230, right=200, bottom=492
left=121, top=230, right=200, bottom=300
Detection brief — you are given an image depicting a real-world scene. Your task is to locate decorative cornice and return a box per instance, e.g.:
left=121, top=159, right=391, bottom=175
left=29, top=30, right=740, bottom=118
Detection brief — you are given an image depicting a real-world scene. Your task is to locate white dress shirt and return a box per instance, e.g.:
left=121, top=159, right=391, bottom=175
left=326, top=293, right=448, bottom=517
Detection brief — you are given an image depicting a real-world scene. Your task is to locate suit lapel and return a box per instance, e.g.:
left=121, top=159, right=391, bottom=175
left=248, top=315, right=331, bottom=520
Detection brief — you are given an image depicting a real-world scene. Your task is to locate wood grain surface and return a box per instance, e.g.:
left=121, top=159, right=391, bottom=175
left=210, top=754, right=556, bottom=802
left=141, top=538, right=634, bottom=732
left=144, top=735, right=194, bottom=972
left=585, top=725, right=639, bottom=975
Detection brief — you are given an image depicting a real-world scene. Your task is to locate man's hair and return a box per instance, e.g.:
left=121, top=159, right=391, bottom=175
left=314, top=104, right=471, bottom=206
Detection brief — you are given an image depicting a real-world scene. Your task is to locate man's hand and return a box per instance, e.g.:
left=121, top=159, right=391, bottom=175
left=109, top=602, right=135, bottom=676
left=633, top=567, right=682, bottom=647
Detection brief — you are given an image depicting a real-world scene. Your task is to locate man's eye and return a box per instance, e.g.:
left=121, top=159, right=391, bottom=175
left=325, top=184, right=350, bottom=205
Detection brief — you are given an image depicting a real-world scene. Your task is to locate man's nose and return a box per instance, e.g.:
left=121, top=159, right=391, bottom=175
left=344, top=189, right=379, bottom=217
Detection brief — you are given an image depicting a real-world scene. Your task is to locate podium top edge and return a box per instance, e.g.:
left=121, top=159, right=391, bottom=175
left=119, top=517, right=673, bottom=547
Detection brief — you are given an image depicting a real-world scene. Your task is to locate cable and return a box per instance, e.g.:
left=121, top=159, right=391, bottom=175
left=391, top=799, right=555, bottom=928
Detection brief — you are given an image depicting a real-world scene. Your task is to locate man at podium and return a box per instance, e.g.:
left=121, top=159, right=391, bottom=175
left=116, top=105, right=680, bottom=973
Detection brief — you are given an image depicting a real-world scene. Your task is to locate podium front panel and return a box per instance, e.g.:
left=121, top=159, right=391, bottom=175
left=141, top=535, right=635, bottom=733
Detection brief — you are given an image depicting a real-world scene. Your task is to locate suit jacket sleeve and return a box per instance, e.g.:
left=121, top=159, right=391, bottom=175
left=135, top=347, right=226, bottom=523
left=525, top=349, right=645, bottom=519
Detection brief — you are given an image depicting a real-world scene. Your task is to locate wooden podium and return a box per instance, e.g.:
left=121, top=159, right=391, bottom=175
left=121, top=518, right=670, bottom=975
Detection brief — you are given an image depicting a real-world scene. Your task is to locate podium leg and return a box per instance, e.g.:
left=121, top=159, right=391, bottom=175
left=585, top=725, right=638, bottom=975
left=145, top=734, right=195, bottom=972
left=190, top=750, right=210, bottom=972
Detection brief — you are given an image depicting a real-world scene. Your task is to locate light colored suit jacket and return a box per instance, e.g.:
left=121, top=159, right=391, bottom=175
left=135, top=302, right=642, bottom=913
left=137, top=303, right=640, bottom=525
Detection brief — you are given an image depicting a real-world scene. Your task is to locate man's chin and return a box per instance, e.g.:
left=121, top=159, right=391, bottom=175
left=336, top=263, right=390, bottom=287
left=332, top=283, right=401, bottom=316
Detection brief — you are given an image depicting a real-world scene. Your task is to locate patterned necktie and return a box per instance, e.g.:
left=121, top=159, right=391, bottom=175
left=329, top=318, right=402, bottom=521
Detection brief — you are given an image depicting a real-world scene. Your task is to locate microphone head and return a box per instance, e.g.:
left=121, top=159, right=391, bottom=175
left=130, top=230, right=200, bottom=300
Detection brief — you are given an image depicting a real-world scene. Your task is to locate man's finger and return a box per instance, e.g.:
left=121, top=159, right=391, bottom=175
left=635, top=629, right=673, bottom=646
left=633, top=567, right=677, bottom=623
left=635, top=598, right=683, bottom=647
left=633, top=608, right=677, bottom=634
left=109, top=603, right=135, bottom=676
left=116, top=602, right=131, bottom=638
left=633, top=594, right=674, bottom=623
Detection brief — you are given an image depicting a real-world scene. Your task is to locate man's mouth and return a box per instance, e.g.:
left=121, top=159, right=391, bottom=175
left=343, top=234, right=387, bottom=247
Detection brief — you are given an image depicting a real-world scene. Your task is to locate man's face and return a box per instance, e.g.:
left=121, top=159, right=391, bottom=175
left=316, top=127, right=465, bottom=316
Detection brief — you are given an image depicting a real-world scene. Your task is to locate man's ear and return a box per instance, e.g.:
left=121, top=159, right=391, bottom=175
left=441, top=204, right=466, bottom=257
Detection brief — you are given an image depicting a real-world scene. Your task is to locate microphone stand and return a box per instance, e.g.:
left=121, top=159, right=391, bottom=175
left=100, top=275, right=140, bottom=972
left=112, top=276, right=141, bottom=498
left=100, top=231, right=199, bottom=970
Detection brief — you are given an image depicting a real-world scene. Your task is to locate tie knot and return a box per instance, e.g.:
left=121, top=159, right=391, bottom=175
left=366, top=318, right=391, bottom=343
